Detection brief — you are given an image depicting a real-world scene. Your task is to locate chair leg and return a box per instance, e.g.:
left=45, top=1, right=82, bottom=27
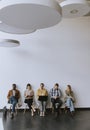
left=15, top=107, right=18, bottom=115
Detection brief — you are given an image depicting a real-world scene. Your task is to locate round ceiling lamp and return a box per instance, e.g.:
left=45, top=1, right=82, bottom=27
left=60, top=0, right=90, bottom=18
left=0, top=23, right=36, bottom=34
left=0, top=0, right=62, bottom=34
left=0, top=39, right=20, bottom=47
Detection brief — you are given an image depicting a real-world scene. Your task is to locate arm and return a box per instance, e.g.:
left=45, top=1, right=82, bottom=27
left=30, top=90, right=34, bottom=97
left=69, top=91, right=75, bottom=102
left=50, top=89, right=54, bottom=98
left=15, top=90, right=20, bottom=99
left=36, top=89, right=39, bottom=99
left=46, top=90, right=48, bottom=96
left=7, top=90, right=11, bottom=99
left=24, top=90, right=27, bottom=98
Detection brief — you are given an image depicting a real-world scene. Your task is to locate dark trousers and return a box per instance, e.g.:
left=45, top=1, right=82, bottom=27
left=24, top=99, right=33, bottom=110
left=51, top=98, right=62, bottom=112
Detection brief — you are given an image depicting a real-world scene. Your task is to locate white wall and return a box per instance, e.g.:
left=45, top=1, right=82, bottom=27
left=0, top=17, right=90, bottom=108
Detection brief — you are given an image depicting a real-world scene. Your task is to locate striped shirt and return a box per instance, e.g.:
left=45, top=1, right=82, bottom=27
left=50, top=88, right=61, bottom=98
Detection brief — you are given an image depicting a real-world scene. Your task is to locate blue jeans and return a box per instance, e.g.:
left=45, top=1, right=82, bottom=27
left=65, top=98, right=74, bottom=112
left=9, top=96, right=18, bottom=113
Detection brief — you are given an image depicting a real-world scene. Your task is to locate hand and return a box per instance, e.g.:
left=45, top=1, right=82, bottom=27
left=26, top=95, right=30, bottom=98
left=54, top=96, right=58, bottom=99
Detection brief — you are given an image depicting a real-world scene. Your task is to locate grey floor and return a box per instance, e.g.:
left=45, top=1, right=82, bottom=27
left=1, top=110, right=90, bottom=130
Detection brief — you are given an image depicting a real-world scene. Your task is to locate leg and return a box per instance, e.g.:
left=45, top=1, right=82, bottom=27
left=10, top=96, right=17, bottom=113
left=42, top=101, right=46, bottom=116
left=9, top=96, right=17, bottom=119
left=38, top=101, right=43, bottom=116
left=55, top=99, right=62, bottom=116
left=27, top=99, right=33, bottom=111
left=12, top=99, right=17, bottom=113
left=51, top=98, right=56, bottom=112
left=65, top=98, right=75, bottom=114
left=69, top=100, right=75, bottom=112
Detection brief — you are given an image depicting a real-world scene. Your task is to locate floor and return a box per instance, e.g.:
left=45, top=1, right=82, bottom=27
left=1, top=110, right=90, bottom=130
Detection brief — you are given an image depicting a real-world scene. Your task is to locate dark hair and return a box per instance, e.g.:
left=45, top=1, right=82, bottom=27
left=12, top=84, right=16, bottom=87
left=55, top=83, right=59, bottom=87
left=67, top=85, right=71, bottom=89
left=27, top=83, right=31, bottom=87
left=40, top=83, right=44, bottom=87
left=12, top=84, right=16, bottom=89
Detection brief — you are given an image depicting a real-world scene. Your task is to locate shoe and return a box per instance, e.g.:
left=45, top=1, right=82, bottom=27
left=10, top=112, right=14, bottom=119
left=40, top=112, right=43, bottom=116
left=42, top=112, right=45, bottom=117
left=71, top=111, right=75, bottom=117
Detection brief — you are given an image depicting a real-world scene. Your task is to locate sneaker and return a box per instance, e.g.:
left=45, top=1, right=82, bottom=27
left=40, top=112, right=43, bottom=116
left=42, top=112, right=45, bottom=117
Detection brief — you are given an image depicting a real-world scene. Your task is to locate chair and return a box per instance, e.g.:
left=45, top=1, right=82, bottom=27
left=23, top=101, right=39, bottom=116
left=7, top=102, right=19, bottom=116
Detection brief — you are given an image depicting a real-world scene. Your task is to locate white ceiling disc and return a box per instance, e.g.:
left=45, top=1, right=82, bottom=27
left=60, top=0, right=90, bottom=18
left=0, top=23, right=36, bottom=34
left=0, top=0, right=62, bottom=34
left=0, top=39, right=20, bottom=47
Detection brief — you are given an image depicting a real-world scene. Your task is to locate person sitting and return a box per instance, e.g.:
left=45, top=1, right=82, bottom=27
left=24, top=83, right=34, bottom=114
left=64, top=85, right=75, bottom=116
left=50, top=83, right=62, bottom=116
left=36, top=83, right=48, bottom=117
left=7, top=84, right=20, bottom=118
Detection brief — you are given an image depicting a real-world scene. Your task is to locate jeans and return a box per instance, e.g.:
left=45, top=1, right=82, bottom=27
left=38, top=101, right=47, bottom=112
left=65, top=98, right=74, bottom=112
left=9, top=96, right=18, bottom=113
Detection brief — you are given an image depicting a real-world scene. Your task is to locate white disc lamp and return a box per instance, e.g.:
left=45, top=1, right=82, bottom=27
left=0, top=23, right=36, bottom=34
left=60, top=0, right=90, bottom=18
left=0, top=39, right=20, bottom=47
left=0, top=0, right=62, bottom=34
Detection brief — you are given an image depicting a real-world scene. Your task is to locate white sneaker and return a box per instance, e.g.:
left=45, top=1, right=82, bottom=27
left=40, top=112, right=43, bottom=116
left=42, top=112, right=45, bottom=117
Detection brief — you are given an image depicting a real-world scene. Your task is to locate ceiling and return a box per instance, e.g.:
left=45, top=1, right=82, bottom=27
left=0, top=0, right=89, bottom=44
left=57, top=0, right=90, bottom=16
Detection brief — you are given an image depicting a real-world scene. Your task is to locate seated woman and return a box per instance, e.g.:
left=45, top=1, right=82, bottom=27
left=24, top=83, right=34, bottom=112
left=64, top=85, right=75, bottom=116
left=36, top=83, right=48, bottom=117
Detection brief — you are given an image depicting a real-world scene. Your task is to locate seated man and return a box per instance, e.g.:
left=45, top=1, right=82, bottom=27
left=7, top=84, right=20, bottom=118
left=50, top=83, right=62, bottom=116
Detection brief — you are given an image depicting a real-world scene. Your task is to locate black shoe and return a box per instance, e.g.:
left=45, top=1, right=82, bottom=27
left=10, top=113, right=14, bottom=119
left=71, top=111, right=75, bottom=117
